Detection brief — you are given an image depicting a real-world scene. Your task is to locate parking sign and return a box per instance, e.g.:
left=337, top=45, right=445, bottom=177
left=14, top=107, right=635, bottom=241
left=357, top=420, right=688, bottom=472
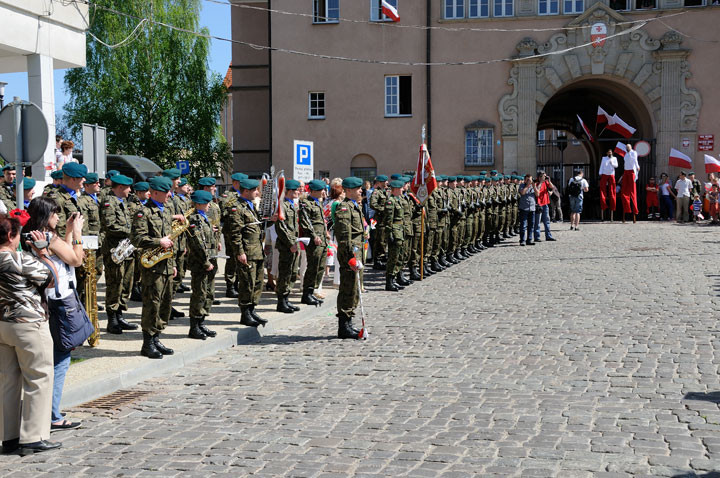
left=293, top=140, right=313, bottom=182
left=176, top=160, right=190, bottom=175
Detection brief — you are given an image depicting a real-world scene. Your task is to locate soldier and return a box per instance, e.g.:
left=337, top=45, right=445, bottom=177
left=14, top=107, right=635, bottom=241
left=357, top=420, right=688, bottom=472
left=273, top=179, right=302, bottom=313
left=161, top=168, right=187, bottom=319
left=229, top=178, right=268, bottom=327
left=21, top=178, right=36, bottom=208
left=0, top=164, right=16, bottom=211
left=425, top=180, right=443, bottom=273
left=384, top=179, right=406, bottom=292
left=221, top=173, right=247, bottom=298
left=407, top=185, right=423, bottom=281
left=43, top=170, right=63, bottom=196
left=131, top=176, right=176, bottom=359
left=368, top=175, right=388, bottom=269
left=129, top=182, right=149, bottom=302
left=48, top=163, right=87, bottom=238
left=186, top=190, right=219, bottom=340
left=97, top=170, right=119, bottom=205
left=77, top=173, right=103, bottom=309
left=333, top=176, right=366, bottom=339
left=101, top=174, right=138, bottom=334
left=299, top=179, right=328, bottom=306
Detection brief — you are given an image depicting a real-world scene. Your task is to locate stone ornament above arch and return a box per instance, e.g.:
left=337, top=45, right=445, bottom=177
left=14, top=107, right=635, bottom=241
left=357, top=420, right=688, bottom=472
left=498, top=2, right=701, bottom=137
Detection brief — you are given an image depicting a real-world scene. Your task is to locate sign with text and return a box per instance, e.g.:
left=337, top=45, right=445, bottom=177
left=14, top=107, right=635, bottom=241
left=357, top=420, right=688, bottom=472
left=293, top=140, right=314, bottom=182
left=699, top=135, right=714, bottom=152
left=176, top=160, right=190, bottom=175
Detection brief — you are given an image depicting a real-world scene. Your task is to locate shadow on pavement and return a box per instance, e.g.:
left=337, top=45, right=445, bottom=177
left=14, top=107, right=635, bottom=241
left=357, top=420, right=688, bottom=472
left=672, top=472, right=720, bottom=478
left=683, top=391, right=720, bottom=404
left=251, top=334, right=337, bottom=346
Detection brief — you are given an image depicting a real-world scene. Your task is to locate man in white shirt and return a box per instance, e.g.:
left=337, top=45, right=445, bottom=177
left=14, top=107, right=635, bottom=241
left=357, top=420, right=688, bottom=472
left=568, top=170, right=590, bottom=231
left=620, top=144, right=640, bottom=223
left=598, top=149, right=618, bottom=221
left=674, top=170, right=693, bottom=223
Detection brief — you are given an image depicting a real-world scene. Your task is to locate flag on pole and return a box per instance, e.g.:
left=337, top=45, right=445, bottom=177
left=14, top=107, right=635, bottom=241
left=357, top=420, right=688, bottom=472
left=381, top=0, right=400, bottom=21
left=614, top=141, right=627, bottom=157
left=411, top=143, right=437, bottom=204
left=597, top=106, right=611, bottom=124
left=705, top=154, right=720, bottom=173
left=576, top=114, right=594, bottom=142
left=606, top=114, right=637, bottom=138
left=669, top=148, right=693, bottom=169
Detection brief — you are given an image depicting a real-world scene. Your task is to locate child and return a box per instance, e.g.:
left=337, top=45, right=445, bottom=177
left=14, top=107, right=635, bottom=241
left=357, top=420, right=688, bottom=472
left=645, top=177, right=659, bottom=220
left=708, top=185, right=719, bottom=223
left=692, top=194, right=703, bottom=222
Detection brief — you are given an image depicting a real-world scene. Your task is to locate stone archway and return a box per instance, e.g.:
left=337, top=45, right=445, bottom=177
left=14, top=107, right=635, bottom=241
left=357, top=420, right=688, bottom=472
left=498, top=2, right=701, bottom=175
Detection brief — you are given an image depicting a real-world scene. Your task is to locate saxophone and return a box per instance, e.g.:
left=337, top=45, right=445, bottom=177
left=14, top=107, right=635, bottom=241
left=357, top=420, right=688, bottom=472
left=84, top=250, right=99, bottom=347
left=140, top=208, right=193, bottom=268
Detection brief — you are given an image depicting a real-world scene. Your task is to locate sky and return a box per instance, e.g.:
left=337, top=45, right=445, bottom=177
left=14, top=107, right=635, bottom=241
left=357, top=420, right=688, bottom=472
left=0, top=0, right=232, bottom=116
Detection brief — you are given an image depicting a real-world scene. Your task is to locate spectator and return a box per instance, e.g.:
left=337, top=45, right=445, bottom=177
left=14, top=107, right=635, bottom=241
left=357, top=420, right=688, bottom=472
left=518, top=174, right=536, bottom=246
left=567, top=169, right=589, bottom=231
left=675, top=171, right=692, bottom=223
left=645, top=177, right=659, bottom=220
left=692, top=194, right=703, bottom=222
left=688, top=172, right=703, bottom=221
left=533, top=171, right=556, bottom=242
left=56, top=141, right=76, bottom=170
left=325, top=179, right=344, bottom=287
left=549, top=185, right=562, bottom=223
left=659, top=173, right=675, bottom=220
left=0, top=214, right=61, bottom=455
left=22, top=197, right=85, bottom=433
left=708, top=184, right=719, bottom=223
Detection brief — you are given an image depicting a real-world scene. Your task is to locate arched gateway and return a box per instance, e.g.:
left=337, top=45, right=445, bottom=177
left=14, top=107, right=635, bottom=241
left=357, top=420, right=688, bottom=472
left=498, top=3, right=701, bottom=182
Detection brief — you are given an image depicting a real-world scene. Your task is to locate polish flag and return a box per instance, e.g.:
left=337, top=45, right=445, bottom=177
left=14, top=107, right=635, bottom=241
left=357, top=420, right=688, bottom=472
left=705, top=154, right=720, bottom=173
left=597, top=106, right=611, bottom=124
left=669, top=148, right=693, bottom=169
left=411, top=143, right=437, bottom=204
left=606, top=114, right=636, bottom=138
left=381, top=0, right=400, bottom=21
left=614, top=141, right=627, bottom=157
left=576, top=114, right=593, bottom=142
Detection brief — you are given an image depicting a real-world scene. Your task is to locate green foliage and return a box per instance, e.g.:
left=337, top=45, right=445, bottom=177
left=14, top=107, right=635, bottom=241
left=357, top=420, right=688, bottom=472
left=64, top=0, right=231, bottom=183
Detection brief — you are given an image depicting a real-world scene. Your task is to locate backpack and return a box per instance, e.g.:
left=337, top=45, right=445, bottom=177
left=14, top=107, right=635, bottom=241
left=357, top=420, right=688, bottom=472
left=567, top=178, right=582, bottom=198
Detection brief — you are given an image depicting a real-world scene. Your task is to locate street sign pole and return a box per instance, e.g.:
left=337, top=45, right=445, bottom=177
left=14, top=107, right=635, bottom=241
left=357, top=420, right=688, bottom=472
left=13, top=99, right=24, bottom=210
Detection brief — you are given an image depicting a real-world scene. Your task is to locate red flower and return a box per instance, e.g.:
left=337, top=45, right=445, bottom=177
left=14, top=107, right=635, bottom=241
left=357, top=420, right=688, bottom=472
left=9, top=209, right=30, bottom=226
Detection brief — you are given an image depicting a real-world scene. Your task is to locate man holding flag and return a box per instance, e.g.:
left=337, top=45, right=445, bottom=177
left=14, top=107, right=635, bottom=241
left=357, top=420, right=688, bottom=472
left=598, top=148, right=618, bottom=221
left=620, top=143, right=640, bottom=223
left=411, top=132, right=438, bottom=280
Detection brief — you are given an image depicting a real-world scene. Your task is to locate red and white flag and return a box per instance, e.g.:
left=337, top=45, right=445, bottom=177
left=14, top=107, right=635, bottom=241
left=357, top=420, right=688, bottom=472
left=381, top=0, right=400, bottom=21
left=411, top=143, right=437, bottom=204
left=669, top=148, right=693, bottom=169
left=597, top=106, right=611, bottom=124
left=606, top=114, right=636, bottom=138
left=576, top=114, right=594, bottom=142
left=614, top=141, right=627, bottom=157
left=705, top=154, right=720, bottom=174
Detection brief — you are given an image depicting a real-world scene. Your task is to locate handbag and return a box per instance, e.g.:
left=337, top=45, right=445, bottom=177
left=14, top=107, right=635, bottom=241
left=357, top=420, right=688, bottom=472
left=46, top=262, right=94, bottom=352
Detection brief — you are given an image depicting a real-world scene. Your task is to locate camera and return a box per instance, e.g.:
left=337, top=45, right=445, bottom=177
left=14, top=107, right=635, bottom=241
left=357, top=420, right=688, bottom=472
left=22, top=232, right=52, bottom=249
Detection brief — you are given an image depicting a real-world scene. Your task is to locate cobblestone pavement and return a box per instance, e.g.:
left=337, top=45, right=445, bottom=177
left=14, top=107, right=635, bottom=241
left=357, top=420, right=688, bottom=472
left=4, top=222, right=720, bottom=477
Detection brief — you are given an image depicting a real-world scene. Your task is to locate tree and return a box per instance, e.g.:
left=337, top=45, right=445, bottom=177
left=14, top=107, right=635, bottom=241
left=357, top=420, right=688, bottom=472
left=64, top=0, right=231, bottom=183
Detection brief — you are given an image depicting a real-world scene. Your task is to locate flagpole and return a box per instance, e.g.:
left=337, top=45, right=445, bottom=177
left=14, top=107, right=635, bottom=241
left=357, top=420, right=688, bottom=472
left=419, top=125, right=426, bottom=281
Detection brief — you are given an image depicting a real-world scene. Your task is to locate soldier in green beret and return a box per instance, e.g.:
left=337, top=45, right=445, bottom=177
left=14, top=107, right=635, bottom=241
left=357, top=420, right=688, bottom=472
left=384, top=180, right=406, bottom=291
left=407, top=179, right=424, bottom=281
left=77, top=172, right=104, bottom=308
left=299, top=179, right=328, bottom=306
left=186, top=190, right=219, bottom=340
left=369, top=175, right=389, bottom=270
left=129, top=181, right=150, bottom=302
left=274, top=179, right=302, bottom=313
left=220, top=172, right=248, bottom=298
left=97, top=170, right=119, bottom=205
left=198, top=178, right=222, bottom=289
left=48, top=163, right=88, bottom=239
left=0, top=164, right=16, bottom=211
left=131, top=176, right=177, bottom=359
left=162, top=169, right=191, bottom=304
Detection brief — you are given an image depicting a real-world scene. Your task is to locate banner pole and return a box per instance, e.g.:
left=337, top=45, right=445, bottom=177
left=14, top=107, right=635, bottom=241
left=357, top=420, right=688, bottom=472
left=420, top=209, right=424, bottom=281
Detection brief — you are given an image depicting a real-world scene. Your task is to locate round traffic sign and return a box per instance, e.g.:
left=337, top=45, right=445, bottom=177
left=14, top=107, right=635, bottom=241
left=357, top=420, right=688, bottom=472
left=0, top=101, right=49, bottom=164
left=635, top=141, right=651, bottom=157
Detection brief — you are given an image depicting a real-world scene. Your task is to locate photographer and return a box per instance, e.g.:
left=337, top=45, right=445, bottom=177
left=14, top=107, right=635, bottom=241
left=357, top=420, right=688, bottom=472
left=0, top=214, right=62, bottom=455
left=22, top=197, right=85, bottom=432
left=518, top=174, right=536, bottom=246
left=533, top=171, right=556, bottom=242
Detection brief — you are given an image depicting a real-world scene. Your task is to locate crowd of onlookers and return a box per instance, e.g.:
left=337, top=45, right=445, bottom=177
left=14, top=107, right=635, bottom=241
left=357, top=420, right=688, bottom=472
left=648, top=171, right=717, bottom=223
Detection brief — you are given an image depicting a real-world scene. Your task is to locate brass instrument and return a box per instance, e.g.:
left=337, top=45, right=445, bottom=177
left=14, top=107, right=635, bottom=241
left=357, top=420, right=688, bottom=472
left=84, top=249, right=99, bottom=347
left=110, top=238, right=135, bottom=264
left=140, top=207, right=193, bottom=268
left=258, top=166, right=285, bottom=221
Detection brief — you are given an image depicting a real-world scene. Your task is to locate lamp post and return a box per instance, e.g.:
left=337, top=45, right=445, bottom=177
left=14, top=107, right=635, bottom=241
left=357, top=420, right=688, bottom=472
left=0, top=82, right=7, bottom=109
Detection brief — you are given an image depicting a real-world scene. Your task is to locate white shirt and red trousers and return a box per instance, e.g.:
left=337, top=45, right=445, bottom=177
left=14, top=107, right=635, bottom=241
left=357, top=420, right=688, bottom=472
left=621, top=150, right=640, bottom=215
left=598, top=155, right=618, bottom=210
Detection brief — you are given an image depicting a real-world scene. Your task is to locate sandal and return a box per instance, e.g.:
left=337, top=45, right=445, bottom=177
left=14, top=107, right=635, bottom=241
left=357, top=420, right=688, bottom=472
left=50, top=420, right=81, bottom=431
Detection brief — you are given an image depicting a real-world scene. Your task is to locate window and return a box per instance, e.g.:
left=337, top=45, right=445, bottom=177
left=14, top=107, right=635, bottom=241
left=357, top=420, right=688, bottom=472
left=494, top=0, right=513, bottom=17
left=539, top=0, right=559, bottom=15
left=385, top=75, right=412, bottom=117
left=350, top=167, right=377, bottom=184
left=609, top=0, right=628, bottom=9
left=537, top=130, right=546, bottom=145
left=444, top=0, right=465, bottom=19
left=465, top=128, right=494, bottom=166
left=371, top=0, right=398, bottom=21
left=563, top=0, right=583, bottom=13
left=635, top=0, right=656, bottom=8
left=469, top=0, right=489, bottom=17
left=313, top=0, right=339, bottom=23
left=684, top=0, right=704, bottom=5
left=309, top=92, right=325, bottom=119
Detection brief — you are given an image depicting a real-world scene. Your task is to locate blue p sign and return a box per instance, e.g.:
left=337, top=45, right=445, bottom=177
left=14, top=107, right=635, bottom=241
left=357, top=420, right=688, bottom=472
left=296, top=144, right=311, bottom=165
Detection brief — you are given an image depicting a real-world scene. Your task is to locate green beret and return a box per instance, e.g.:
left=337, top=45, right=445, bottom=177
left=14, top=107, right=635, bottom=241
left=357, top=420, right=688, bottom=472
left=2, top=164, right=13, bottom=172
left=50, top=170, right=64, bottom=180
left=402, top=176, right=412, bottom=184
left=84, top=172, right=99, bottom=184
left=191, top=190, right=213, bottom=204
left=134, top=181, right=150, bottom=192
left=478, top=176, right=486, bottom=181
left=23, top=178, right=36, bottom=190
left=390, top=174, right=402, bottom=180
left=438, top=175, right=447, bottom=181
left=688, top=171, right=695, bottom=175
left=162, top=168, right=181, bottom=180
left=308, top=179, right=325, bottom=191
left=375, top=175, right=388, bottom=182
left=62, top=162, right=88, bottom=178
left=231, top=172, right=248, bottom=181
left=179, top=178, right=188, bottom=187
left=479, top=170, right=487, bottom=175
left=198, top=177, right=216, bottom=187
left=238, top=178, right=259, bottom=190
left=149, top=176, right=173, bottom=192
left=490, top=170, right=498, bottom=174
left=285, top=179, right=301, bottom=190
left=342, top=176, right=363, bottom=189
left=389, top=180, right=404, bottom=188
left=111, top=174, right=133, bottom=186
left=106, top=170, right=120, bottom=178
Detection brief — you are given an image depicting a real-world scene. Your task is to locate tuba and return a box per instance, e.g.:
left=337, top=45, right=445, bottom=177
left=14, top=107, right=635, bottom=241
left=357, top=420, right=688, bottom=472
left=140, top=208, right=193, bottom=268
left=258, top=167, right=286, bottom=221
left=110, top=238, right=135, bottom=264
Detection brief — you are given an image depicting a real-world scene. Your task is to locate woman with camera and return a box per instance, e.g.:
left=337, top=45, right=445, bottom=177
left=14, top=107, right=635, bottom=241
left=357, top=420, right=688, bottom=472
left=0, top=214, right=62, bottom=455
left=22, top=197, right=85, bottom=433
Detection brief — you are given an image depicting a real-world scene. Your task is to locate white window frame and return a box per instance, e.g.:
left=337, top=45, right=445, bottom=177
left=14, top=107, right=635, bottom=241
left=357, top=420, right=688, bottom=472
left=370, top=0, right=398, bottom=21
left=468, top=0, right=490, bottom=17
left=313, top=0, right=339, bottom=23
left=563, top=0, right=583, bottom=13
left=465, top=128, right=494, bottom=166
left=538, top=0, right=559, bottom=15
left=444, top=0, right=465, bottom=19
left=493, top=0, right=513, bottom=17
left=384, top=75, right=412, bottom=118
left=308, top=92, right=325, bottom=120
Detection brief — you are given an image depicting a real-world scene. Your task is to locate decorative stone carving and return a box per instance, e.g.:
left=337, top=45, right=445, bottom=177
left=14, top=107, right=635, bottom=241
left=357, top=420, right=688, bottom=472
left=516, top=37, right=539, bottom=57
left=660, top=30, right=683, bottom=50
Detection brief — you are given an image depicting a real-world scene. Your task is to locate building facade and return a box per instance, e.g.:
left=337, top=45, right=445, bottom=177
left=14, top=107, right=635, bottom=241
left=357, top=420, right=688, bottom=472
left=230, top=0, right=717, bottom=187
